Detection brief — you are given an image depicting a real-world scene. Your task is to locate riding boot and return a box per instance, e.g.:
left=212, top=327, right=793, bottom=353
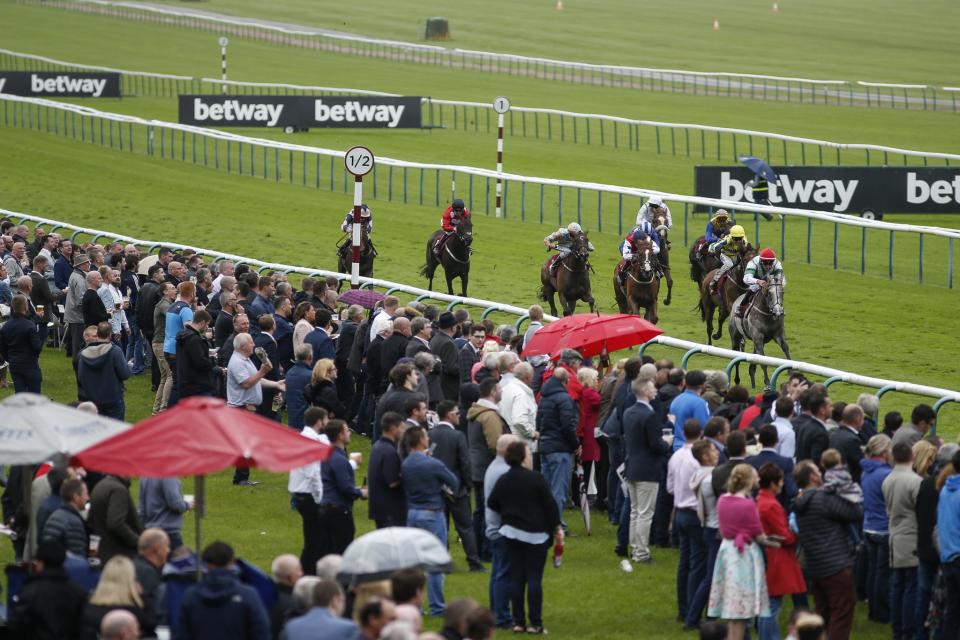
left=709, top=271, right=722, bottom=295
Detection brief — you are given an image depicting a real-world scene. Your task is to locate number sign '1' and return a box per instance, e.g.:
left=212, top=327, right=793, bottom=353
left=345, top=146, right=375, bottom=177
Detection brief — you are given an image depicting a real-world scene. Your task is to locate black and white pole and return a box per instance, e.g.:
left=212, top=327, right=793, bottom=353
left=493, top=96, right=511, bottom=218
left=344, top=146, right=375, bottom=289
left=218, top=37, right=229, bottom=94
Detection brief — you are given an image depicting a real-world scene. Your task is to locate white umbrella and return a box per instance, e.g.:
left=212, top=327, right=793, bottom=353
left=0, top=393, right=130, bottom=464
left=338, top=527, right=454, bottom=586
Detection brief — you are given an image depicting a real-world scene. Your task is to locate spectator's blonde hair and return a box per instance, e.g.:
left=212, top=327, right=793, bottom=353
left=865, top=434, right=892, bottom=459
left=481, top=340, right=500, bottom=356
left=577, top=367, right=599, bottom=388
left=727, top=464, right=756, bottom=495
left=311, top=358, right=337, bottom=384
left=912, top=440, right=938, bottom=476
left=89, top=556, right=143, bottom=608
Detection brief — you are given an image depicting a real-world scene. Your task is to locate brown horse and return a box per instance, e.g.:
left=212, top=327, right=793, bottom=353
left=613, top=239, right=659, bottom=323
left=652, top=213, right=673, bottom=306
left=421, top=216, right=473, bottom=296
left=540, top=231, right=595, bottom=317
left=336, top=225, right=376, bottom=279
left=698, top=245, right=755, bottom=344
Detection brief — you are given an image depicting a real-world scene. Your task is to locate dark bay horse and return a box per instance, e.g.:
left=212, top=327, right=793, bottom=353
left=689, top=237, right=723, bottom=287
left=697, top=245, right=755, bottom=344
left=729, top=276, right=790, bottom=388
left=337, top=226, right=376, bottom=278
left=540, top=231, right=595, bottom=317
left=421, top=216, right=473, bottom=296
left=613, top=238, right=659, bottom=323
left=653, top=213, right=673, bottom=306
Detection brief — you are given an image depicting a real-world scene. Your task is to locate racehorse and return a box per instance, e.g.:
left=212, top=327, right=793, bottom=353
left=421, top=216, right=473, bottom=296
left=540, top=231, right=595, bottom=317
left=728, top=276, right=791, bottom=388
left=613, top=238, right=659, bottom=323
left=689, top=237, right=723, bottom=287
left=336, top=225, right=376, bottom=279
left=697, top=245, right=755, bottom=344
left=652, top=213, right=673, bottom=306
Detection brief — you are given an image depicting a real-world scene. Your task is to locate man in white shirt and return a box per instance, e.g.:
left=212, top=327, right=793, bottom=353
left=210, top=260, right=234, bottom=299
left=369, top=296, right=399, bottom=343
left=98, top=268, right=129, bottom=340
left=521, top=305, right=549, bottom=392
left=498, top=362, right=538, bottom=447
left=666, top=419, right=707, bottom=625
left=227, top=332, right=281, bottom=486
left=771, top=396, right=797, bottom=460
left=288, top=406, right=331, bottom=574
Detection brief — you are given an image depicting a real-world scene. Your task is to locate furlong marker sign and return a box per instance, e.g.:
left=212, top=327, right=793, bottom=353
left=695, top=166, right=960, bottom=215
left=178, top=95, right=422, bottom=129
left=0, top=71, right=120, bottom=97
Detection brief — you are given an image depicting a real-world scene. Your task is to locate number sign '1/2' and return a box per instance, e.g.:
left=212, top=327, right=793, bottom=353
left=345, top=146, right=375, bottom=176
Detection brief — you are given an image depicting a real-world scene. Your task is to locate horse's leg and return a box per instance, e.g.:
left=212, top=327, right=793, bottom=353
left=703, top=298, right=714, bottom=345
left=775, top=330, right=792, bottom=360
left=460, top=269, right=469, bottom=297
left=648, top=301, right=659, bottom=325
left=663, top=267, right=673, bottom=306
left=544, top=286, right=558, bottom=317
left=445, top=270, right=455, bottom=296
left=730, top=330, right=745, bottom=386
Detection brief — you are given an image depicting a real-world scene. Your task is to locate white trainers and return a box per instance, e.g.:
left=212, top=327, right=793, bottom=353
left=619, top=559, right=633, bottom=573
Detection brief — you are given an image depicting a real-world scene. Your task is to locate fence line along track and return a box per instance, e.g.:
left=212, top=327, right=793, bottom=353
left=21, top=0, right=960, bottom=112
left=4, top=207, right=958, bottom=427
left=2, top=93, right=958, bottom=289
left=1, top=48, right=957, bottom=170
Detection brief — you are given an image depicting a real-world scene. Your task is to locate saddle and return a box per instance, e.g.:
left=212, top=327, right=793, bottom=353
left=734, top=291, right=756, bottom=317
left=432, top=233, right=448, bottom=260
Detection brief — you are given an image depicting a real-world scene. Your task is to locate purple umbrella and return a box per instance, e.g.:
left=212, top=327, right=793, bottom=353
left=337, top=288, right=386, bottom=309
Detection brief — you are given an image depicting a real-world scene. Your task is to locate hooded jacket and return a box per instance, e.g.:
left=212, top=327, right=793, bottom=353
left=177, top=567, right=270, bottom=640
left=793, top=487, right=863, bottom=579
left=88, top=475, right=142, bottom=564
left=176, top=325, right=217, bottom=397
left=466, top=400, right=509, bottom=482
left=77, top=342, right=130, bottom=408
left=859, top=457, right=892, bottom=533
left=7, top=568, right=88, bottom=640
left=938, top=475, right=960, bottom=564
left=536, top=376, right=579, bottom=455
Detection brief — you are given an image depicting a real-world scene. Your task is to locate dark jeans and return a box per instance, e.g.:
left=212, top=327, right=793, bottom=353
left=489, top=536, right=512, bottom=627
left=685, top=526, right=721, bottom=628
left=811, top=568, right=856, bottom=640
left=294, top=494, right=323, bottom=575
left=317, top=504, right=355, bottom=557
left=473, top=481, right=490, bottom=562
left=675, top=509, right=706, bottom=620
left=595, top=438, right=610, bottom=511
left=915, top=558, right=939, bottom=640
left=12, top=366, right=42, bottom=393
left=335, top=362, right=355, bottom=420
left=864, top=532, right=890, bottom=623
left=616, top=493, right=630, bottom=551
left=164, top=353, right=179, bottom=406
left=505, top=538, right=550, bottom=628
left=98, top=399, right=126, bottom=421
left=445, top=493, right=481, bottom=566
left=942, top=561, right=960, bottom=640
left=891, top=567, right=918, bottom=639
left=606, top=439, right=624, bottom=525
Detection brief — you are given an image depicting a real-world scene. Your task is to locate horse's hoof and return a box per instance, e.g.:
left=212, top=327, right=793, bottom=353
left=663, top=299, right=671, bottom=306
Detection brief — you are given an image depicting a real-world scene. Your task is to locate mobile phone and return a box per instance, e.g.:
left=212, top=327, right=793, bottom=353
left=428, top=442, right=438, bottom=456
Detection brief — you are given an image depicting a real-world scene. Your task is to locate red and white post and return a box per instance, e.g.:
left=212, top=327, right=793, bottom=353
left=493, top=96, right=511, bottom=218
left=343, top=146, right=375, bottom=289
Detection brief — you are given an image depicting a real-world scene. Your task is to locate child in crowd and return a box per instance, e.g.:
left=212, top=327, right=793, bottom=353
left=820, top=448, right=863, bottom=544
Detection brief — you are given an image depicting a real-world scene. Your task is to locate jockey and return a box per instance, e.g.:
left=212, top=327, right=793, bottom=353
left=635, top=196, right=673, bottom=229
left=742, top=247, right=785, bottom=302
left=441, top=198, right=470, bottom=233
left=708, top=224, right=747, bottom=294
left=340, top=204, right=373, bottom=234
left=544, top=222, right=592, bottom=276
left=704, top=209, right=731, bottom=244
left=618, top=221, right=661, bottom=286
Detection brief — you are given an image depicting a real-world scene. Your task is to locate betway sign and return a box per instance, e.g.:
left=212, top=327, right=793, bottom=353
left=178, top=95, right=422, bottom=129
left=0, top=71, right=120, bottom=97
left=695, top=166, right=960, bottom=215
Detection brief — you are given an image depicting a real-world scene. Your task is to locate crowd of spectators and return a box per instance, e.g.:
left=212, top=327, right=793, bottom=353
left=2, top=220, right=960, bottom=640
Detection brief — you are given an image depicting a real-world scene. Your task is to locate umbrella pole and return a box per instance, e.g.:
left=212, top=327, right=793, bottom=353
left=194, top=475, right=205, bottom=581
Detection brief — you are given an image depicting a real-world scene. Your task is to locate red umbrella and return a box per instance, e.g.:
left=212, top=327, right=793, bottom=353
left=548, top=314, right=663, bottom=360
left=72, top=397, right=331, bottom=563
left=521, top=312, right=617, bottom=359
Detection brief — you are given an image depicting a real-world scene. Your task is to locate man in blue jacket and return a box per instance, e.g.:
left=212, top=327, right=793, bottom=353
left=668, top=370, right=711, bottom=451
left=77, top=321, right=131, bottom=420
left=284, top=345, right=314, bottom=429
left=622, top=377, right=671, bottom=565
left=536, top=367, right=580, bottom=532
left=282, top=579, right=357, bottom=640
left=0, top=294, right=44, bottom=392
left=177, top=541, right=270, bottom=640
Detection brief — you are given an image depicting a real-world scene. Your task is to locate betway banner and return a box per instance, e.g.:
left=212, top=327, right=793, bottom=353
left=694, top=166, right=960, bottom=215
left=178, top=95, right=422, bottom=129
left=0, top=71, right=120, bottom=97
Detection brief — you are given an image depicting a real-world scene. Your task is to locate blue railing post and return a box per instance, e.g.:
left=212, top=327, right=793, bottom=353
left=931, top=397, right=956, bottom=436
left=823, top=375, right=845, bottom=388
left=769, top=364, right=793, bottom=390
left=724, top=356, right=748, bottom=379
left=680, top=347, right=702, bottom=368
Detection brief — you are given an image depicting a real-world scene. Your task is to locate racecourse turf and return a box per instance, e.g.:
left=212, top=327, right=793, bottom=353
left=1, top=2, right=958, bottom=637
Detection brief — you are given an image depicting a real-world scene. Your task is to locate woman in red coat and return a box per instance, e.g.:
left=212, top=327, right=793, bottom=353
left=756, top=463, right=806, bottom=640
left=576, top=367, right=602, bottom=489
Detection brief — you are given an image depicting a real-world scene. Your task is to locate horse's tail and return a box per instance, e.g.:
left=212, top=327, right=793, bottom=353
left=418, top=263, right=429, bottom=278
left=537, top=285, right=546, bottom=301
left=697, top=299, right=705, bottom=321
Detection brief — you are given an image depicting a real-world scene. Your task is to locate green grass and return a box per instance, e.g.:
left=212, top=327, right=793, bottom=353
left=1, top=4, right=958, bottom=638
left=135, top=0, right=960, bottom=85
